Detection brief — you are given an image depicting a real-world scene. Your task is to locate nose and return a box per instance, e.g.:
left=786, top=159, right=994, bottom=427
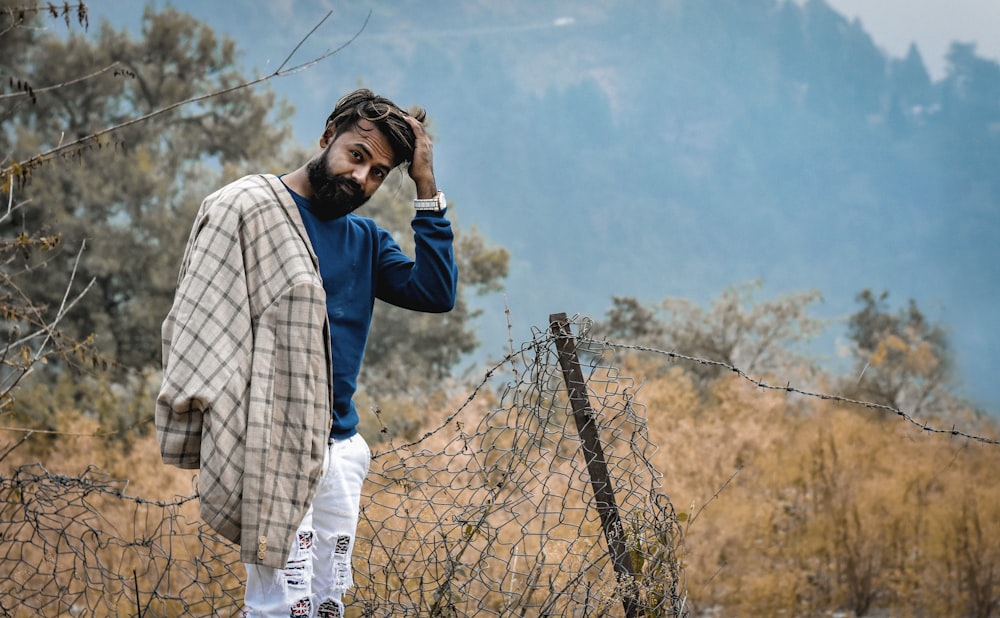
left=351, top=165, right=370, bottom=187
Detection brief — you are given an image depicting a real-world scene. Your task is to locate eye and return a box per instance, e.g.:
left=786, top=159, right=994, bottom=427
left=373, top=169, right=386, bottom=180
left=351, top=150, right=362, bottom=160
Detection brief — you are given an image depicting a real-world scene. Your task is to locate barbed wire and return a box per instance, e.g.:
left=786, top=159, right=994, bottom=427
left=0, top=314, right=995, bottom=616
left=596, top=339, right=999, bottom=445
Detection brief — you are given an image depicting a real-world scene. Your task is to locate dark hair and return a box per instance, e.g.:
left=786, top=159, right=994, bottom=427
left=324, top=89, right=426, bottom=167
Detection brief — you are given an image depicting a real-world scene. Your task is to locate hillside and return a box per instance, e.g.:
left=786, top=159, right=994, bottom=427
left=92, top=0, right=1000, bottom=410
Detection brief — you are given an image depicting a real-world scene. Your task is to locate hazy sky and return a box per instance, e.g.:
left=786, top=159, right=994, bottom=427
left=85, top=0, right=1000, bottom=81
left=821, top=0, right=1000, bottom=78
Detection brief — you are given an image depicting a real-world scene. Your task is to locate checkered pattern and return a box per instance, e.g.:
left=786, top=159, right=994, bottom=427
left=156, top=174, right=334, bottom=567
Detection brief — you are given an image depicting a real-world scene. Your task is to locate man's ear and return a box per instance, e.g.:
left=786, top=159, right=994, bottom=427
left=320, top=122, right=336, bottom=148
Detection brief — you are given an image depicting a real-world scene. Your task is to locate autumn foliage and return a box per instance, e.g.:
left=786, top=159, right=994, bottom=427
left=3, top=327, right=999, bottom=616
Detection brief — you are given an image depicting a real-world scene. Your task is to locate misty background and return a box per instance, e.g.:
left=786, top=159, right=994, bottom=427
left=87, top=0, right=1000, bottom=412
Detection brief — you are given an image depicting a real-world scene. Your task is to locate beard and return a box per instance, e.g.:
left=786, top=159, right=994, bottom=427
left=305, top=149, right=369, bottom=220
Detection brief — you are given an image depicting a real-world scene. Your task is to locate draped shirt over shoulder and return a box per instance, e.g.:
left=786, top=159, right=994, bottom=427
left=156, top=174, right=333, bottom=567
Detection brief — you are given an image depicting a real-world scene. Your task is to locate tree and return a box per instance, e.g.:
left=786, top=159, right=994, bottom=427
left=886, top=43, right=934, bottom=135
left=597, top=282, right=824, bottom=384
left=603, top=296, right=665, bottom=342
left=2, top=4, right=291, bottom=369
left=844, top=289, right=953, bottom=416
left=1, top=2, right=104, bottom=414
left=1, top=3, right=509, bottom=438
left=796, top=0, right=887, bottom=117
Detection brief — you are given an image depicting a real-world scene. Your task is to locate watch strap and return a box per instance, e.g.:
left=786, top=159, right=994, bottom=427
left=413, top=191, right=446, bottom=212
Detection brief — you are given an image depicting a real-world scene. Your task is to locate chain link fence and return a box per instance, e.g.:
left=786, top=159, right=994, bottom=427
left=1, top=315, right=687, bottom=617
left=5, top=313, right=995, bottom=616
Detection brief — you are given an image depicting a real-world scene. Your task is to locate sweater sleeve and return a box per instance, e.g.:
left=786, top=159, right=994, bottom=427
left=155, top=196, right=253, bottom=469
left=375, top=211, right=458, bottom=312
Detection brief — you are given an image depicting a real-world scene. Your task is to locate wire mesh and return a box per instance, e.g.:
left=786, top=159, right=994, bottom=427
left=3, top=311, right=997, bottom=616
left=353, top=316, right=685, bottom=616
left=0, top=463, right=242, bottom=616
left=0, top=315, right=704, bottom=616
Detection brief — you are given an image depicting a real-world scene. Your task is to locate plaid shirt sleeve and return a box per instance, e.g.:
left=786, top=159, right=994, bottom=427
left=156, top=187, right=253, bottom=471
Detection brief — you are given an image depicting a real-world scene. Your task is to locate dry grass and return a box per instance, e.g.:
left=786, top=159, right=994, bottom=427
left=2, top=349, right=997, bottom=616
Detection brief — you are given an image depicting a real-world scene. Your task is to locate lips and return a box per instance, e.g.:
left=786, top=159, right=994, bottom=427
left=339, top=178, right=362, bottom=197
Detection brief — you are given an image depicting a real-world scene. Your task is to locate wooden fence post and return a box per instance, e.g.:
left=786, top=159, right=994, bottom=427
left=550, top=313, right=642, bottom=618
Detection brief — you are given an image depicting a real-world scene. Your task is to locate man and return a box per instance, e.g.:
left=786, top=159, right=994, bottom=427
left=155, top=89, right=457, bottom=617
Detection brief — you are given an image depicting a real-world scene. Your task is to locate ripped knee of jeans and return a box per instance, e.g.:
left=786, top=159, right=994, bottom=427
left=317, top=597, right=345, bottom=618
left=313, top=533, right=353, bottom=616
left=332, top=534, right=353, bottom=591
left=284, top=531, right=315, bottom=589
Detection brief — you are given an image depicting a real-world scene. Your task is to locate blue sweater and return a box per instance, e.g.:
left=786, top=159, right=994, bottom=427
left=284, top=184, right=458, bottom=438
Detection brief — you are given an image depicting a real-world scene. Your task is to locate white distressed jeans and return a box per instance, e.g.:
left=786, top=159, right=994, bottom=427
left=243, top=433, right=371, bottom=618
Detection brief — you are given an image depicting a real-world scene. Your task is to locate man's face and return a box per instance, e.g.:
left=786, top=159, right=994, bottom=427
left=306, top=119, right=396, bottom=219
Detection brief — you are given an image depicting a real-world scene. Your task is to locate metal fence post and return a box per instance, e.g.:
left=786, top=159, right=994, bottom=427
left=550, top=313, right=642, bottom=618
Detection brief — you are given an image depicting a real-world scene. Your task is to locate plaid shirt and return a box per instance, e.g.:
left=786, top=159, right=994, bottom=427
left=156, top=174, right=333, bottom=567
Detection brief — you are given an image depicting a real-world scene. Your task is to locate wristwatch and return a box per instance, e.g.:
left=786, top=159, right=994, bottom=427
left=413, top=191, right=447, bottom=212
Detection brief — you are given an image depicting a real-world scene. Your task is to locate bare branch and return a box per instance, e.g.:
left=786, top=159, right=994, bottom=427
left=0, top=241, right=97, bottom=402
left=0, top=10, right=371, bottom=188
left=3, top=182, right=13, bottom=220
left=688, top=465, right=743, bottom=527
left=0, top=2, right=88, bottom=30
left=275, top=10, right=333, bottom=73
left=0, top=62, right=123, bottom=101
left=0, top=430, right=32, bottom=462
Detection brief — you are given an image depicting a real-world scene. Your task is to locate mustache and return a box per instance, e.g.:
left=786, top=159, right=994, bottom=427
left=338, top=177, right=363, bottom=197
left=316, top=175, right=362, bottom=199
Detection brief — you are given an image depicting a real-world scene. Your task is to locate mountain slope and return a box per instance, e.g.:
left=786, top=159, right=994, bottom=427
left=92, top=0, right=1000, bottom=410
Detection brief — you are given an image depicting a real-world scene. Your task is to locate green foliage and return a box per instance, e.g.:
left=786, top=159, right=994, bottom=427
left=0, top=2, right=108, bottom=413
left=6, top=367, right=158, bottom=454
left=598, top=281, right=824, bottom=385
left=1, top=3, right=509, bottom=395
left=844, top=289, right=954, bottom=416
left=603, top=296, right=665, bottom=341
left=2, top=4, right=292, bottom=369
